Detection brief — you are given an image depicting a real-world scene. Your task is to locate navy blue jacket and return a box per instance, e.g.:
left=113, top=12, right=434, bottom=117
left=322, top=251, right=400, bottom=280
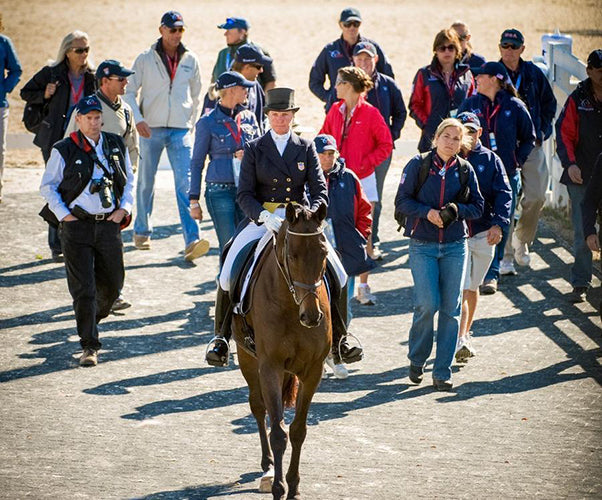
left=395, top=152, right=484, bottom=243
left=309, top=35, right=394, bottom=112
left=326, top=158, right=376, bottom=276
left=189, top=104, right=260, bottom=199
left=409, top=59, right=475, bottom=152
left=582, top=153, right=602, bottom=238
left=458, top=90, right=535, bottom=175
left=237, top=132, right=328, bottom=222
left=461, top=51, right=486, bottom=70
left=365, top=72, right=407, bottom=142
left=0, top=35, right=21, bottom=108
left=465, top=141, right=512, bottom=236
left=502, top=58, right=557, bottom=142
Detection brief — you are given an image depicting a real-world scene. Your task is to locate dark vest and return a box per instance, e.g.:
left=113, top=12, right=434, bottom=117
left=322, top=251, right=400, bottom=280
left=39, top=131, right=127, bottom=227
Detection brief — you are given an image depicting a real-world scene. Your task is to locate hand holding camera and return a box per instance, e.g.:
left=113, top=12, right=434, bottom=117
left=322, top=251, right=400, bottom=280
left=439, top=202, right=458, bottom=228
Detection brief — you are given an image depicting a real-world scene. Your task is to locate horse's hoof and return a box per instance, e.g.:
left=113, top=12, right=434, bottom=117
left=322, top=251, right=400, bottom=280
left=259, top=467, right=274, bottom=493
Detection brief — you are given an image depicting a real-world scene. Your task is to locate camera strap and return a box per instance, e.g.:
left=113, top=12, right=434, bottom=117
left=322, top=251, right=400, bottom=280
left=70, top=131, right=113, bottom=180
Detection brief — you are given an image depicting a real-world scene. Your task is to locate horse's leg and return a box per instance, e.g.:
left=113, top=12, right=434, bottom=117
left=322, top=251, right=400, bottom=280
left=258, top=361, right=287, bottom=500
left=238, top=349, right=274, bottom=478
left=285, top=364, right=323, bottom=500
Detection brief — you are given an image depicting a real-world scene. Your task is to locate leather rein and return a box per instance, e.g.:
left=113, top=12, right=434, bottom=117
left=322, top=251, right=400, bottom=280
left=274, top=225, right=326, bottom=307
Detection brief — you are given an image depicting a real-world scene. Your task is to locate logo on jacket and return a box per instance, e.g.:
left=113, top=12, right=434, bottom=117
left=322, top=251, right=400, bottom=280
left=297, top=162, right=305, bottom=171
left=505, top=110, right=512, bottom=117
left=330, top=50, right=343, bottom=58
left=477, top=164, right=485, bottom=172
left=75, top=159, right=82, bottom=164
left=578, top=98, right=594, bottom=111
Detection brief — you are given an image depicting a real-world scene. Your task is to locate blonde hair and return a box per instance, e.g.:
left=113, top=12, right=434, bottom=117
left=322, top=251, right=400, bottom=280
left=451, top=21, right=474, bottom=55
left=432, top=118, right=472, bottom=151
left=337, top=66, right=373, bottom=93
left=52, top=30, right=90, bottom=67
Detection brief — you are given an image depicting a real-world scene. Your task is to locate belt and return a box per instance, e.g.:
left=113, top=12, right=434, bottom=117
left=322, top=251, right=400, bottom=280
left=71, top=205, right=113, bottom=222
left=262, top=201, right=299, bottom=213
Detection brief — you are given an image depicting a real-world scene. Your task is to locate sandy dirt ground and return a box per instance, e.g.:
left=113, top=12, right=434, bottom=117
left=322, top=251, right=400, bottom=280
left=2, top=0, right=601, bottom=145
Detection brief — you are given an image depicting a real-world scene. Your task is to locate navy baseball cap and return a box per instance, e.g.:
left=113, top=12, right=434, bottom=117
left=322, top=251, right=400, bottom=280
left=472, top=61, right=509, bottom=81
left=340, top=7, right=362, bottom=23
left=161, top=11, right=185, bottom=28
left=96, top=59, right=134, bottom=80
left=353, top=41, right=377, bottom=57
left=77, top=94, right=102, bottom=115
left=218, top=17, right=249, bottom=30
left=215, top=71, right=254, bottom=90
left=235, top=44, right=272, bottom=66
left=457, top=112, right=481, bottom=130
left=500, top=28, right=524, bottom=47
left=314, top=134, right=338, bottom=153
left=587, top=49, right=602, bottom=69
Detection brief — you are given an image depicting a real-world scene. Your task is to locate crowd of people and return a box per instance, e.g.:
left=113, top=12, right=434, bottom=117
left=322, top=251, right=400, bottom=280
left=1, top=9, right=600, bottom=388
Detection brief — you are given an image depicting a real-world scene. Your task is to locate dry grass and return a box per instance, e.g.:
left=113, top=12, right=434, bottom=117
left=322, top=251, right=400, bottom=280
left=2, top=0, right=601, bottom=144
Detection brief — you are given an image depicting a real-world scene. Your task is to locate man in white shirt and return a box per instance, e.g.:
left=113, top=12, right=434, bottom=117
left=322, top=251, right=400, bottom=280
left=40, top=94, right=134, bottom=366
left=124, top=10, right=208, bottom=261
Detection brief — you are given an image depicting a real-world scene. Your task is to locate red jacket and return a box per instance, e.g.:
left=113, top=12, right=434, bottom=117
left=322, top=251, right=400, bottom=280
left=320, top=96, right=393, bottom=179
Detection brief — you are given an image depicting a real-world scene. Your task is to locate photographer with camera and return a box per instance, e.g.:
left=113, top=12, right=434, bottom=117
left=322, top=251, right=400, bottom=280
left=394, top=118, right=483, bottom=390
left=40, top=94, right=134, bottom=367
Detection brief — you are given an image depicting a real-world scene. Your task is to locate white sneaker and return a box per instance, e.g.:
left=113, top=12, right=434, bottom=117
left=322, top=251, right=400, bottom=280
left=325, top=355, right=349, bottom=379
left=455, top=336, right=475, bottom=363
left=500, top=259, right=517, bottom=276
left=512, top=239, right=531, bottom=267
left=356, top=285, right=376, bottom=305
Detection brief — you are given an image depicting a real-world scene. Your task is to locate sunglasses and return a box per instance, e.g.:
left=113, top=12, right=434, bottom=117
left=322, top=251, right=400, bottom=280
left=71, top=47, right=90, bottom=54
left=335, top=78, right=349, bottom=86
left=343, top=21, right=361, bottom=28
left=108, top=76, right=128, bottom=82
left=249, top=63, right=263, bottom=70
left=500, top=43, right=521, bottom=50
left=169, top=27, right=185, bottom=34
left=437, top=44, right=456, bottom=52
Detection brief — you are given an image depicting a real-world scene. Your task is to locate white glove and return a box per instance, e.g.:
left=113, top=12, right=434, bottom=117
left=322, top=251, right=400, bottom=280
left=258, top=209, right=283, bottom=233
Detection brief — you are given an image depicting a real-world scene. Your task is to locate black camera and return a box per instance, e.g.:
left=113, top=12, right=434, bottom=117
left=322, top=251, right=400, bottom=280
left=90, top=176, right=113, bottom=208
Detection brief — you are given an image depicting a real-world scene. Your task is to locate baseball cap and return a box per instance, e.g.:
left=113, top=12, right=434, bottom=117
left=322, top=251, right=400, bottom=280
left=215, top=71, right=254, bottom=90
left=235, top=44, right=272, bottom=66
left=500, top=28, right=524, bottom=47
left=217, top=17, right=249, bottom=30
left=77, top=94, right=102, bottom=115
left=457, top=112, right=482, bottom=130
left=353, top=41, right=377, bottom=57
left=340, top=7, right=362, bottom=23
left=314, top=134, right=338, bottom=153
left=472, top=61, right=509, bottom=82
left=161, top=11, right=185, bottom=28
left=587, top=49, right=602, bottom=69
left=96, top=59, right=134, bottom=80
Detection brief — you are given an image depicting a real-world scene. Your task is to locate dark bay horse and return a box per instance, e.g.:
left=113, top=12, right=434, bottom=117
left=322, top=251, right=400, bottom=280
left=232, top=203, right=331, bottom=500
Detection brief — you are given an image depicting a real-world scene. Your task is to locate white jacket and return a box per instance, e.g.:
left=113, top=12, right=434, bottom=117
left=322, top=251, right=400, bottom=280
left=124, top=41, right=201, bottom=129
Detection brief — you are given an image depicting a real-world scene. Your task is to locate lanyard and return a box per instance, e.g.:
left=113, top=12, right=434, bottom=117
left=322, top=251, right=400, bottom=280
left=223, top=114, right=242, bottom=146
left=514, top=72, right=522, bottom=91
left=69, top=75, right=85, bottom=104
left=433, top=154, right=457, bottom=176
left=443, top=71, right=460, bottom=100
left=484, top=101, right=501, bottom=132
left=166, top=53, right=179, bottom=82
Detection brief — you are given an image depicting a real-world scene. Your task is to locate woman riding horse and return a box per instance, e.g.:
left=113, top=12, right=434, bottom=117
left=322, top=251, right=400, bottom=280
left=206, top=87, right=363, bottom=367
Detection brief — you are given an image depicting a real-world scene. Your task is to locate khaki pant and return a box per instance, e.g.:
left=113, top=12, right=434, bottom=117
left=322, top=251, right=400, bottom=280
left=504, top=145, right=549, bottom=259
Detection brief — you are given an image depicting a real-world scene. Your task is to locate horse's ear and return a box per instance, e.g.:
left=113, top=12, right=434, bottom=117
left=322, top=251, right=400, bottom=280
left=286, top=203, right=298, bottom=224
left=314, top=202, right=327, bottom=223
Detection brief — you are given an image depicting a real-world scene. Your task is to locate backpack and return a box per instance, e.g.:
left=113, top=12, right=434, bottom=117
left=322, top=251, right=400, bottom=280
left=22, top=67, right=58, bottom=134
left=395, top=151, right=471, bottom=230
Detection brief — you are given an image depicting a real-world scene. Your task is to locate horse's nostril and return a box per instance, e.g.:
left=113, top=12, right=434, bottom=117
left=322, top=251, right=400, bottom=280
left=317, top=311, right=324, bottom=323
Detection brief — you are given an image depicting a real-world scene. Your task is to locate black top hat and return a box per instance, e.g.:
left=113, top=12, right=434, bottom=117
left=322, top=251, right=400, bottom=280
left=264, top=88, right=299, bottom=112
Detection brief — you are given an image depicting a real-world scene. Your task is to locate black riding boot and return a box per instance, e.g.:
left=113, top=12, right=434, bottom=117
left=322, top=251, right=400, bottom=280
left=331, top=283, right=363, bottom=364
left=206, top=286, right=233, bottom=367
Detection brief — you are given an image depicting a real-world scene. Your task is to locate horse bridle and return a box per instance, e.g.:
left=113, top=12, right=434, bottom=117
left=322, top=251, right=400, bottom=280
left=275, top=224, right=326, bottom=307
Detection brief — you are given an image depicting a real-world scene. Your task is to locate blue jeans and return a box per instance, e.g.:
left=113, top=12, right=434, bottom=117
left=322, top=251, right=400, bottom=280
left=567, top=184, right=592, bottom=288
left=134, top=127, right=199, bottom=246
left=486, top=170, right=521, bottom=281
left=205, top=182, right=244, bottom=253
left=407, top=238, right=467, bottom=381
left=372, top=154, right=393, bottom=245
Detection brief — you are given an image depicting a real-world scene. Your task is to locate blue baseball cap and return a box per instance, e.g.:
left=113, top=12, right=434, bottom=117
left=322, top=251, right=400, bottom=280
left=161, top=11, right=185, bottom=28
left=96, top=59, right=134, bottom=80
left=472, top=61, right=509, bottom=82
left=77, top=94, right=102, bottom=115
left=314, top=134, right=338, bottom=153
left=353, top=41, right=377, bottom=57
left=218, top=17, right=249, bottom=30
left=587, top=49, right=602, bottom=69
left=235, top=44, right=272, bottom=66
left=215, top=71, right=254, bottom=90
left=500, top=28, right=524, bottom=47
left=457, top=112, right=481, bottom=130
left=340, top=7, right=362, bottom=23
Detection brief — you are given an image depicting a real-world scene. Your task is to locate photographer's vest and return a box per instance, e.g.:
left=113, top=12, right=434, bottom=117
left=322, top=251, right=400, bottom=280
left=39, top=131, right=127, bottom=226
